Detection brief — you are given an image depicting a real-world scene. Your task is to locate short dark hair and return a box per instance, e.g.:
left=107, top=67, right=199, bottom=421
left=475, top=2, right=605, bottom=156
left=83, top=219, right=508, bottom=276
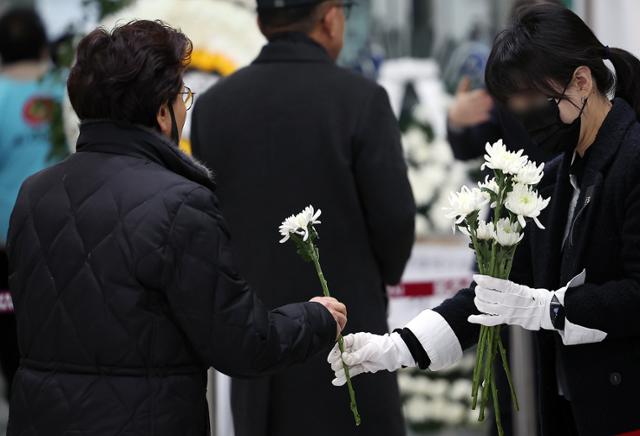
left=67, top=20, right=192, bottom=128
left=0, top=8, right=47, bottom=64
left=258, top=3, right=323, bottom=37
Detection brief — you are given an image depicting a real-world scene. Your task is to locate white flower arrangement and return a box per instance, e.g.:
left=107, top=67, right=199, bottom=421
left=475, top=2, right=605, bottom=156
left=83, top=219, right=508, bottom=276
left=63, top=0, right=266, bottom=152
left=398, top=351, right=483, bottom=430
left=444, top=139, right=550, bottom=436
left=401, top=105, right=479, bottom=238
left=100, top=0, right=265, bottom=69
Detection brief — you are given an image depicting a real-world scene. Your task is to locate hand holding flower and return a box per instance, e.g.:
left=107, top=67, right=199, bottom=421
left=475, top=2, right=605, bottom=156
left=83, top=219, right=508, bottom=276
left=280, top=205, right=361, bottom=426
left=444, top=139, right=550, bottom=436
left=310, top=296, right=348, bottom=338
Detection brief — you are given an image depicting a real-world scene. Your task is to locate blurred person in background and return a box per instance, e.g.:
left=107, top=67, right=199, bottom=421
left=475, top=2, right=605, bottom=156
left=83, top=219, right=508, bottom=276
left=6, top=19, right=348, bottom=436
left=191, top=0, right=416, bottom=435
left=0, top=7, right=65, bottom=403
left=446, top=0, right=564, bottom=165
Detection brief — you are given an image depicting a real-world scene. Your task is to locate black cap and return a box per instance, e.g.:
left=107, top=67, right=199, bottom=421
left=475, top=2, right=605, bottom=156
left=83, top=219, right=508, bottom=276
left=256, top=0, right=323, bottom=9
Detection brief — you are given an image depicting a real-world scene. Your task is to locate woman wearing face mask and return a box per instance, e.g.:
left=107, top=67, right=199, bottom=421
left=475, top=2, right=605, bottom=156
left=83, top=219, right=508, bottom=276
left=329, top=4, right=640, bottom=435
left=5, top=20, right=349, bottom=436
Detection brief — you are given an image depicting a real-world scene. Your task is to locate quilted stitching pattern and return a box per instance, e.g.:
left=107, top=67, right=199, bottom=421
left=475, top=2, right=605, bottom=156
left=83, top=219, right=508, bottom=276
left=6, top=123, right=335, bottom=436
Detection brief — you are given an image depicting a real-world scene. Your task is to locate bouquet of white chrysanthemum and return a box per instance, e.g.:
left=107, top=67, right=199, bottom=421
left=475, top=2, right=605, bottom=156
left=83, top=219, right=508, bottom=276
left=444, top=140, right=550, bottom=436
left=279, top=206, right=361, bottom=426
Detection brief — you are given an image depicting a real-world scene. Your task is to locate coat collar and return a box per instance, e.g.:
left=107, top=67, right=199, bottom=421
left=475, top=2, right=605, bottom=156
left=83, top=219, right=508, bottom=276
left=580, top=98, right=636, bottom=185
left=535, top=98, right=637, bottom=286
left=75, top=120, right=216, bottom=192
left=252, top=32, right=333, bottom=65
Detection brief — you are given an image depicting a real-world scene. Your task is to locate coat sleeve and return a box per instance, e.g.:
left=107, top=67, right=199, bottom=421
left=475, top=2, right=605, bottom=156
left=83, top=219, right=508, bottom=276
left=143, top=187, right=337, bottom=377
left=352, top=85, right=416, bottom=285
left=446, top=107, right=502, bottom=161
left=563, top=160, right=640, bottom=337
left=401, top=230, right=535, bottom=367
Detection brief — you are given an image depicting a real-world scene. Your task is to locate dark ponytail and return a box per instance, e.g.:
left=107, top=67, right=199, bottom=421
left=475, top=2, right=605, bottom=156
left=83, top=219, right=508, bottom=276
left=607, top=47, right=640, bottom=117
left=485, top=3, right=640, bottom=119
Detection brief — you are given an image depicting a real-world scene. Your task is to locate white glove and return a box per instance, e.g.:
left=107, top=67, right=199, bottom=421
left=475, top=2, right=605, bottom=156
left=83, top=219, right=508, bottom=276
left=469, top=275, right=556, bottom=331
left=468, top=270, right=607, bottom=345
left=327, top=332, right=415, bottom=386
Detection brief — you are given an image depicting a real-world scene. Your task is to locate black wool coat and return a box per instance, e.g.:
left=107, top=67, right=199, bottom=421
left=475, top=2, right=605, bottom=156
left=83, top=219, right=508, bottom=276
left=191, top=33, right=415, bottom=436
left=6, top=121, right=336, bottom=436
left=435, top=99, right=640, bottom=436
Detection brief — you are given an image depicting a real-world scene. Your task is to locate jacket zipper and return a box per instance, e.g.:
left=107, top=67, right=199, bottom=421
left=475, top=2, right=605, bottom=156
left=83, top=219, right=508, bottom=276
left=567, top=195, right=591, bottom=247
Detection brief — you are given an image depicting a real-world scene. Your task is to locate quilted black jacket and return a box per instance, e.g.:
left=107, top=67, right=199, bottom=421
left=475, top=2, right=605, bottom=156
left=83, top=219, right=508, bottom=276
left=5, top=120, right=336, bottom=436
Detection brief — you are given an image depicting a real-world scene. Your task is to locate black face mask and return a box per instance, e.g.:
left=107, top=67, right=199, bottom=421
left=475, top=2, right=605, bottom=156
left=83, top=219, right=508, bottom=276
left=516, top=92, right=587, bottom=155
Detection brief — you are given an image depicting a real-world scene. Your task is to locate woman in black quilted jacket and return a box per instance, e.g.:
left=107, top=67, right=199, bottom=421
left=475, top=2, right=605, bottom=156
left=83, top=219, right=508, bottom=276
left=5, top=20, right=347, bottom=436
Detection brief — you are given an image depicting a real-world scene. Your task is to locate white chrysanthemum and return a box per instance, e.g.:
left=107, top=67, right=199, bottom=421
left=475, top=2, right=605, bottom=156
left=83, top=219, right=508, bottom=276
left=481, top=139, right=528, bottom=175
left=443, top=186, right=490, bottom=227
left=403, top=396, right=432, bottom=423
left=414, top=214, right=432, bottom=238
left=408, top=165, right=443, bottom=205
left=279, top=206, right=321, bottom=243
left=505, top=183, right=550, bottom=229
left=494, top=218, right=524, bottom=246
left=62, top=0, right=266, bottom=151
left=514, top=160, right=545, bottom=185
left=430, top=138, right=455, bottom=165
left=100, top=0, right=264, bottom=68
left=478, top=175, right=500, bottom=195
left=431, top=193, right=456, bottom=234
left=402, top=128, right=430, bottom=163
left=476, top=220, right=496, bottom=240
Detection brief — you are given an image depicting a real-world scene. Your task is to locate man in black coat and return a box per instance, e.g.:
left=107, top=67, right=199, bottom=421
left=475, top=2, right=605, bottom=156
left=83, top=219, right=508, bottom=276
left=190, top=1, right=416, bottom=435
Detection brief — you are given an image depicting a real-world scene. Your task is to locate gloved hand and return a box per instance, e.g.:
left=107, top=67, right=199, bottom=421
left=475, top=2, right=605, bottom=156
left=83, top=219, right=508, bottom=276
left=327, top=332, right=415, bottom=386
left=468, top=274, right=557, bottom=331
left=468, top=270, right=607, bottom=345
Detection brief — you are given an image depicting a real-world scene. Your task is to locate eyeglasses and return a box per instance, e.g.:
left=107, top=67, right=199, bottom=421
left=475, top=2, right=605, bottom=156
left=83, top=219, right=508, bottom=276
left=179, top=86, right=195, bottom=110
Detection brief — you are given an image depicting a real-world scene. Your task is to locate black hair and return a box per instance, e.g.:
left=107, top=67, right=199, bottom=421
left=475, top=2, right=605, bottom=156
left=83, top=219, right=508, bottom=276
left=486, top=3, right=640, bottom=119
left=0, top=8, right=48, bottom=64
left=509, top=0, right=564, bottom=21
left=68, top=20, right=192, bottom=128
left=258, top=3, right=323, bottom=37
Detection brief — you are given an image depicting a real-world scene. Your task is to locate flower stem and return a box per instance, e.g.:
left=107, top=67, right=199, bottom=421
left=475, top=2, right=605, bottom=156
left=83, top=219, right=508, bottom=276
left=310, top=245, right=361, bottom=426
left=491, top=369, right=505, bottom=436
left=479, top=327, right=495, bottom=421
left=471, top=325, right=487, bottom=409
left=497, top=328, right=520, bottom=411
left=468, top=171, right=521, bottom=434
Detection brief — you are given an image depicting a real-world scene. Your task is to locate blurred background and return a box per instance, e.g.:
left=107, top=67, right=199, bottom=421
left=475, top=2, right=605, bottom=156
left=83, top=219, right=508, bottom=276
left=0, top=0, right=638, bottom=435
